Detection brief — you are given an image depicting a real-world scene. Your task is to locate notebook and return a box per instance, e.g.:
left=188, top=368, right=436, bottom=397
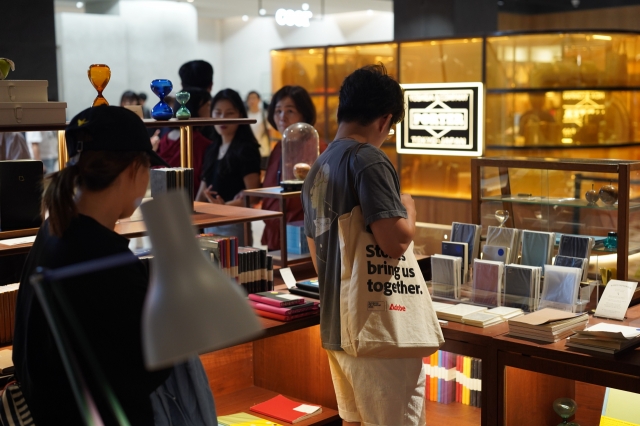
left=442, top=241, right=468, bottom=283
left=250, top=395, right=322, bottom=424
left=486, top=226, right=521, bottom=264
left=482, top=245, right=511, bottom=264
left=471, top=259, right=504, bottom=307
left=451, top=222, right=482, bottom=269
left=217, top=412, right=283, bottom=426
left=539, top=265, right=582, bottom=312
left=554, top=255, right=588, bottom=282
left=503, top=264, right=541, bottom=312
left=521, top=230, right=555, bottom=271
left=431, top=254, right=462, bottom=299
left=558, top=234, right=593, bottom=259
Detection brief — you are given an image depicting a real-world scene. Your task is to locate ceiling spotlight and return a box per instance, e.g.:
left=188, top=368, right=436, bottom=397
left=259, top=8, right=266, bottom=15
left=367, top=9, right=373, bottom=15
left=76, top=1, right=84, bottom=8
left=242, top=15, right=249, bottom=21
left=571, top=0, right=580, bottom=7
left=302, top=3, right=310, bottom=11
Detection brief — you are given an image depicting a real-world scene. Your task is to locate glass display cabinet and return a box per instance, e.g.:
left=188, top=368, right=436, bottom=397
left=272, top=31, right=640, bottom=223
left=471, top=157, right=640, bottom=283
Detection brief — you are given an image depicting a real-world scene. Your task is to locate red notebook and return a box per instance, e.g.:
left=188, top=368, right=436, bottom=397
left=250, top=395, right=322, bottom=424
left=254, top=307, right=319, bottom=322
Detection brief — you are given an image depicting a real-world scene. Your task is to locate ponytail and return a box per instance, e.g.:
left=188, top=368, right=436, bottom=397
left=42, top=151, right=150, bottom=237
left=42, top=165, right=80, bottom=237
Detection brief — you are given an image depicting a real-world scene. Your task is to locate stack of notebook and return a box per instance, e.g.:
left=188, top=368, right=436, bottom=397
left=485, top=226, right=522, bottom=264
left=217, top=412, right=282, bottom=426
left=521, top=230, right=555, bottom=271
left=471, top=259, right=504, bottom=307
left=250, top=395, right=322, bottom=424
left=507, top=308, right=589, bottom=343
left=442, top=241, right=468, bottom=283
left=556, top=234, right=594, bottom=281
left=566, top=323, right=640, bottom=354
left=248, top=291, right=319, bottom=321
left=150, top=167, right=195, bottom=202
left=435, top=303, right=521, bottom=327
left=539, top=264, right=582, bottom=312
left=431, top=254, right=462, bottom=299
left=503, top=264, right=541, bottom=312
left=423, top=350, right=482, bottom=408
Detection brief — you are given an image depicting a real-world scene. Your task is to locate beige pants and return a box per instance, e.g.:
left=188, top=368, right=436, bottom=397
left=326, top=350, right=426, bottom=426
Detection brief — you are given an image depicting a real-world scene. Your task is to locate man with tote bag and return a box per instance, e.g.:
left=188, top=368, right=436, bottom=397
left=302, top=65, right=444, bottom=426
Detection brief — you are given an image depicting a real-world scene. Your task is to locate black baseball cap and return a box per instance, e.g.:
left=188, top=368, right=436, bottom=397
left=65, top=105, right=169, bottom=167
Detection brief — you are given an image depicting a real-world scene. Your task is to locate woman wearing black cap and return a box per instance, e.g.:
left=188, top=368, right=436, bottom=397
left=12, top=106, right=175, bottom=425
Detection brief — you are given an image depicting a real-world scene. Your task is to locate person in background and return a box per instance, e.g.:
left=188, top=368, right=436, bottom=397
left=177, top=60, right=215, bottom=140
left=26, top=131, right=58, bottom=174
left=0, top=132, right=30, bottom=160
left=156, top=89, right=213, bottom=197
left=302, top=64, right=424, bottom=426
left=138, top=92, right=151, bottom=119
left=196, top=89, right=261, bottom=242
left=261, top=85, right=316, bottom=251
left=12, top=106, right=175, bottom=425
left=246, top=90, right=270, bottom=163
left=120, top=90, right=141, bottom=107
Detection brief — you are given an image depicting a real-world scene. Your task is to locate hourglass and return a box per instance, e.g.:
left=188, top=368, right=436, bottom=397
left=150, top=79, right=174, bottom=121
left=87, top=64, right=111, bottom=107
left=495, top=210, right=509, bottom=227
left=553, top=398, right=579, bottom=425
left=175, top=91, right=191, bottom=120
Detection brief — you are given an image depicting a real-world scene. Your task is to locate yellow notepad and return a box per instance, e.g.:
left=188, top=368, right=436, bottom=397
left=217, top=412, right=282, bottom=426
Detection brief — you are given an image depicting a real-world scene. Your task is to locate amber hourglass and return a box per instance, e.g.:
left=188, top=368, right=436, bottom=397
left=87, top=64, right=111, bottom=107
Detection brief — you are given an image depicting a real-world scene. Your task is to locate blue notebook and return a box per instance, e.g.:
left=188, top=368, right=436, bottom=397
left=521, top=230, right=554, bottom=272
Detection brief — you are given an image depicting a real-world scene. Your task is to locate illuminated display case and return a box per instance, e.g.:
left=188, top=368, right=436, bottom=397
left=272, top=31, right=640, bottom=213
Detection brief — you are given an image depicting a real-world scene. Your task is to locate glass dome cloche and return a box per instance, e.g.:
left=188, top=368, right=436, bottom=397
left=280, top=122, right=320, bottom=192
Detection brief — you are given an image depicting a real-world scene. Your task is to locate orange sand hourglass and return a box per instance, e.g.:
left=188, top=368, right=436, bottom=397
left=87, top=64, right=111, bottom=107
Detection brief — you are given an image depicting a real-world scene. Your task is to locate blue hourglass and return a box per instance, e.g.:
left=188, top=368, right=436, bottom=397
left=150, top=79, right=173, bottom=121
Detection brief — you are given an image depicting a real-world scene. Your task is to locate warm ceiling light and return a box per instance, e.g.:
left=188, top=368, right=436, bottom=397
left=593, top=35, right=612, bottom=41
left=76, top=1, right=84, bottom=8
left=259, top=8, right=266, bottom=15
left=242, top=15, right=249, bottom=21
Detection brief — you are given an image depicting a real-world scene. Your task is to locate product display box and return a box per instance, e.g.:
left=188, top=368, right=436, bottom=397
left=0, top=80, right=48, bottom=103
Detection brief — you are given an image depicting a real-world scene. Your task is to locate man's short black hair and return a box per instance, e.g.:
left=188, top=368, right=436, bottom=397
left=337, top=64, right=404, bottom=127
left=179, top=60, right=214, bottom=91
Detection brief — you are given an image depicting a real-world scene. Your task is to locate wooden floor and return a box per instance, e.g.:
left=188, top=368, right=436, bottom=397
left=426, top=400, right=481, bottom=425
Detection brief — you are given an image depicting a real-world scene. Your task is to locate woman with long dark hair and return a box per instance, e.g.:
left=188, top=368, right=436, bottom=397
left=196, top=88, right=261, bottom=206
left=12, top=106, right=175, bottom=425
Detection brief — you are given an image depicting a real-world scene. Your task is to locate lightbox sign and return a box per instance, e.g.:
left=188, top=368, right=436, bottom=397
left=396, top=82, right=484, bottom=156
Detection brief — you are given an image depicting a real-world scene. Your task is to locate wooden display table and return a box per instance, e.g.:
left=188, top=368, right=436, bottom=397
left=0, top=202, right=281, bottom=256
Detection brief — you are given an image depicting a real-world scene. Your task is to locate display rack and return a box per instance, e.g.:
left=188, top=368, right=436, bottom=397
left=471, top=157, right=640, bottom=284
left=243, top=187, right=311, bottom=267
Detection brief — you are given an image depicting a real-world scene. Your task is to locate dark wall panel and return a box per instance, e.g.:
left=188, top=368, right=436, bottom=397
left=1, top=0, right=58, bottom=101
left=394, top=0, right=498, bottom=40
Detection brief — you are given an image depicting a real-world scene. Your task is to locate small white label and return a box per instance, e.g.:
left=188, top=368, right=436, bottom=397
left=279, top=267, right=297, bottom=289
left=367, top=301, right=385, bottom=311
left=279, top=294, right=303, bottom=300
left=293, top=404, right=320, bottom=414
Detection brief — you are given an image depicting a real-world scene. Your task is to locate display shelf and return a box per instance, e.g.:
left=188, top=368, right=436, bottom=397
left=480, top=195, right=640, bottom=210
left=215, top=386, right=340, bottom=425
left=425, top=400, right=481, bottom=425
left=243, top=187, right=308, bottom=267
left=0, top=202, right=282, bottom=256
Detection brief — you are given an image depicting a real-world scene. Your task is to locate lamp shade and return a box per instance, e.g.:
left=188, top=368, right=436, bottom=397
left=141, top=191, right=263, bottom=370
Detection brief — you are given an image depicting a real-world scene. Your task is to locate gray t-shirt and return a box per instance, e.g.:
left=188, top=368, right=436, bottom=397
left=302, top=139, right=407, bottom=351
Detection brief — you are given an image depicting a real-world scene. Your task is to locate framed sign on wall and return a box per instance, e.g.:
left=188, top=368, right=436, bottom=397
left=396, top=82, right=484, bottom=156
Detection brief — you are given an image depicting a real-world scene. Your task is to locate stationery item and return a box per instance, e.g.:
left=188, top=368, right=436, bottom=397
left=338, top=205, right=444, bottom=358
left=507, top=308, right=588, bottom=343
left=248, top=292, right=306, bottom=307
left=250, top=395, right=322, bottom=424
left=471, top=259, right=504, bottom=307
left=594, top=279, right=638, bottom=320
left=553, top=255, right=588, bottom=282
left=253, top=307, right=320, bottom=322
left=279, top=267, right=319, bottom=299
left=0, top=284, right=19, bottom=345
left=442, top=241, right=468, bottom=282
left=482, top=245, right=511, bottom=264
left=539, top=265, right=582, bottom=312
left=558, top=234, right=593, bottom=260
left=150, top=168, right=195, bottom=204
left=521, top=230, right=555, bottom=271
left=600, top=388, right=640, bottom=425
left=435, top=303, right=487, bottom=323
left=461, top=311, right=504, bottom=328
left=248, top=300, right=318, bottom=316
left=566, top=323, right=640, bottom=354
left=295, top=279, right=319, bottom=293
left=431, top=254, right=462, bottom=299
left=217, top=412, right=283, bottom=426
left=451, top=222, right=482, bottom=270
left=486, top=306, right=524, bottom=320
left=503, top=265, right=539, bottom=312
left=486, top=226, right=521, bottom=264
left=286, top=221, right=310, bottom=255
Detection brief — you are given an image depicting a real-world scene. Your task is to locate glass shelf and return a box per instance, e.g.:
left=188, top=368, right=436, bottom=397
left=480, top=195, right=640, bottom=210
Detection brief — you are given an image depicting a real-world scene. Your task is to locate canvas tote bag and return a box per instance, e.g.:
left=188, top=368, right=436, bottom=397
left=338, top=205, right=444, bottom=358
